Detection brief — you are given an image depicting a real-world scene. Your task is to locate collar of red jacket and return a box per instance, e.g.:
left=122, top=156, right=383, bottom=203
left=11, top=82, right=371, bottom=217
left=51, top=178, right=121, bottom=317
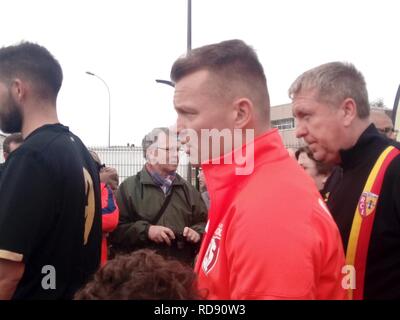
left=201, top=128, right=287, bottom=191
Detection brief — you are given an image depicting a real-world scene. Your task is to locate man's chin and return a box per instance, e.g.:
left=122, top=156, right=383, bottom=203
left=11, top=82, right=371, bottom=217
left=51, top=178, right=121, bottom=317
left=167, top=164, right=179, bottom=172
left=0, top=116, right=23, bottom=133
left=314, top=152, right=339, bottom=165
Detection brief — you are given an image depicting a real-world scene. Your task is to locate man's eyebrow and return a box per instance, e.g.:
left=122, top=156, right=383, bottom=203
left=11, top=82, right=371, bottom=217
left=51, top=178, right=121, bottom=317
left=175, top=105, right=197, bottom=113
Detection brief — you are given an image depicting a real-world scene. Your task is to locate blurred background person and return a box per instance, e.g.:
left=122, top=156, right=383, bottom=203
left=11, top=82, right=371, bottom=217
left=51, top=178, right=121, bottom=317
left=90, top=151, right=119, bottom=266
left=295, top=146, right=334, bottom=194
left=370, top=108, right=398, bottom=141
left=286, top=147, right=297, bottom=160
left=197, top=168, right=210, bottom=210
left=0, top=133, right=23, bottom=180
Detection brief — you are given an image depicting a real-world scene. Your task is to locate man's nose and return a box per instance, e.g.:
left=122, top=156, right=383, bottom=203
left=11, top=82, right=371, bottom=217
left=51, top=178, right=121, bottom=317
left=295, top=121, right=307, bottom=138
left=176, top=117, right=190, bottom=145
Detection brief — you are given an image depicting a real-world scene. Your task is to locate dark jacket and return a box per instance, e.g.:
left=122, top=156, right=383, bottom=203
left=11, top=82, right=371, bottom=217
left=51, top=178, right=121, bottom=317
left=110, top=166, right=207, bottom=263
left=327, top=124, right=400, bottom=299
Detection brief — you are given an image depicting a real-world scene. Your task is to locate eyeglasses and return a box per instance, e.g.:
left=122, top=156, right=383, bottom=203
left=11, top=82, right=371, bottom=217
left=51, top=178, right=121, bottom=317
left=96, top=163, right=106, bottom=172
left=377, top=127, right=398, bottom=138
left=377, top=127, right=395, bottom=134
left=157, top=147, right=181, bottom=152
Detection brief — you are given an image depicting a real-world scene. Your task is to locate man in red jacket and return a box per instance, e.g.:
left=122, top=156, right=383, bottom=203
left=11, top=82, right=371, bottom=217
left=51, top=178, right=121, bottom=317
left=170, top=39, right=347, bottom=299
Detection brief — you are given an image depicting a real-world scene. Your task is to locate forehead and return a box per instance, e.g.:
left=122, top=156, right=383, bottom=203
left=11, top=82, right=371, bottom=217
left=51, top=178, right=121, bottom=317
left=292, top=90, right=331, bottom=114
left=155, top=131, right=177, bottom=146
left=174, top=70, right=213, bottom=101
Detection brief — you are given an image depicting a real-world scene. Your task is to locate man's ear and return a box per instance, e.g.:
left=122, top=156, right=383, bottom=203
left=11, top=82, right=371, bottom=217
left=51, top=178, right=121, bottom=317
left=340, top=98, right=358, bottom=127
left=233, top=98, right=253, bottom=129
left=10, top=78, right=26, bottom=103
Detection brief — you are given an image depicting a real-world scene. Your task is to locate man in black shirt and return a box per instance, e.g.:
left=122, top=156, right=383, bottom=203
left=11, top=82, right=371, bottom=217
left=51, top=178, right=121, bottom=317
left=0, top=42, right=101, bottom=299
left=289, top=62, right=400, bottom=299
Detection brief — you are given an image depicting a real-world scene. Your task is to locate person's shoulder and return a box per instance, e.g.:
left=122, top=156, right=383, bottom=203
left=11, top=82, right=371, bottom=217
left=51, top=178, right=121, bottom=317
left=119, top=174, right=139, bottom=189
left=23, top=124, right=77, bottom=154
left=383, top=148, right=400, bottom=186
left=241, top=157, right=316, bottom=199
left=175, top=173, right=192, bottom=186
left=383, top=143, right=400, bottom=171
left=175, top=173, right=201, bottom=194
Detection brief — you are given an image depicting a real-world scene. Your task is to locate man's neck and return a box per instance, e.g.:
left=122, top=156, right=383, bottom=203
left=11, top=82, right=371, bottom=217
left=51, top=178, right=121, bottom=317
left=146, top=163, right=169, bottom=178
left=232, top=123, right=269, bottom=150
left=21, top=101, right=59, bottom=139
left=343, top=118, right=372, bottom=151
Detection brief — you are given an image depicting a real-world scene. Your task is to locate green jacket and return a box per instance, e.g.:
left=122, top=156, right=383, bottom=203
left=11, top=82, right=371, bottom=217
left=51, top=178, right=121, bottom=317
left=110, top=166, right=207, bottom=259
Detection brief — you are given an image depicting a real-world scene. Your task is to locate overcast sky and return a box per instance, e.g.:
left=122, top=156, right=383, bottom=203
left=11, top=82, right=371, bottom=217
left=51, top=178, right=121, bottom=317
left=1, top=0, right=399, bottom=146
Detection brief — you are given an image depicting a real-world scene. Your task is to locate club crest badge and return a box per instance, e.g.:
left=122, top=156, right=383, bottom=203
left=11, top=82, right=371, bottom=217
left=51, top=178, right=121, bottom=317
left=202, top=223, right=223, bottom=275
left=358, top=192, right=379, bottom=218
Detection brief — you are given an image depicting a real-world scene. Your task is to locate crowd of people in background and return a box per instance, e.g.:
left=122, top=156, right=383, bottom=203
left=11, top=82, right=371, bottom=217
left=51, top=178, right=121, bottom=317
left=0, top=39, right=399, bottom=300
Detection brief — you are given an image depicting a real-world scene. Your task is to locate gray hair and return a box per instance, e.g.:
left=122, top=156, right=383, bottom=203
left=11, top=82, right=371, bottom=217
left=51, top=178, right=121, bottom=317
left=288, top=62, right=370, bottom=119
left=141, top=127, right=170, bottom=159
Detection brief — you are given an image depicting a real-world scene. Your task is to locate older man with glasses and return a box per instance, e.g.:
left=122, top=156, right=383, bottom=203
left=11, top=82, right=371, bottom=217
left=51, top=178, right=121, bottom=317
left=110, top=127, right=207, bottom=265
left=370, top=108, right=398, bottom=140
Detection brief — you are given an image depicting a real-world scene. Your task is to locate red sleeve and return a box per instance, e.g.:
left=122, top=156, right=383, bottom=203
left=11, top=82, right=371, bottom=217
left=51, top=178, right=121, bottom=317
left=101, top=184, right=120, bottom=233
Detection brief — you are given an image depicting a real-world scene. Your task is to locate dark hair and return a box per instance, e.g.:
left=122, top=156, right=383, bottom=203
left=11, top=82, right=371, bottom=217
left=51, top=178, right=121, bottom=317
left=141, top=127, right=171, bottom=159
left=0, top=41, right=63, bottom=102
left=74, top=249, right=202, bottom=300
left=295, top=146, right=333, bottom=175
left=170, top=39, right=270, bottom=120
left=3, top=133, right=23, bottom=154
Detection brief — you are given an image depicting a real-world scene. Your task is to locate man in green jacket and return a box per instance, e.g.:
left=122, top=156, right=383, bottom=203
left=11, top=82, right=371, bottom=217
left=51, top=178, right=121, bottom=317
left=110, top=127, right=207, bottom=265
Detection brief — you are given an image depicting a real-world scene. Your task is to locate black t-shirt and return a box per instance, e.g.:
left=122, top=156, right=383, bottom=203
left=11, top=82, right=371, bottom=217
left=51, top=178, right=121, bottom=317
left=327, top=124, right=400, bottom=299
left=0, top=124, right=102, bottom=299
left=0, top=162, right=5, bottom=181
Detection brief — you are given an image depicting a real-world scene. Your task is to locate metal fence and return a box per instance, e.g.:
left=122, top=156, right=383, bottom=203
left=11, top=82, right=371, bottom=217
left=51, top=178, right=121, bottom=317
left=1, top=140, right=301, bottom=184
left=0, top=144, right=192, bottom=184
left=89, top=146, right=191, bottom=183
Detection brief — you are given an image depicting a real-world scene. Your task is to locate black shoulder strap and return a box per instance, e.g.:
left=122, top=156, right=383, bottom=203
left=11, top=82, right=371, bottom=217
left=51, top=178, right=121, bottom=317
left=120, top=172, right=174, bottom=225
left=151, top=191, right=173, bottom=225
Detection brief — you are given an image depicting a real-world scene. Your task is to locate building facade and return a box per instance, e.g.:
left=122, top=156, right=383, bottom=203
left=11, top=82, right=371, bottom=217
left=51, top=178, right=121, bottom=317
left=271, top=103, right=302, bottom=148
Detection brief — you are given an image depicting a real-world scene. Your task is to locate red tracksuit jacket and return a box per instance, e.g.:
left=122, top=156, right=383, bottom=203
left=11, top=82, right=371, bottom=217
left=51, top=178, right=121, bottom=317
left=195, top=129, right=347, bottom=300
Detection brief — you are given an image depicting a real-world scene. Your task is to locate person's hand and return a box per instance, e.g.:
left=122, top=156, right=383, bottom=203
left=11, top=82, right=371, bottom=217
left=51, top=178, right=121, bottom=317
left=148, top=225, right=175, bottom=246
left=183, top=227, right=201, bottom=243
left=100, top=167, right=119, bottom=191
